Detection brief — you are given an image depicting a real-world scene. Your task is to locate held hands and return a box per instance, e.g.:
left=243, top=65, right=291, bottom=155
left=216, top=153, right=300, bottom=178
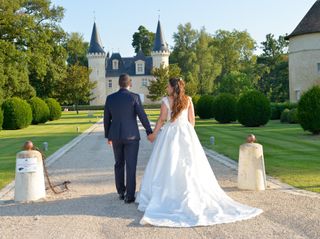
left=147, top=133, right=156, bottom=143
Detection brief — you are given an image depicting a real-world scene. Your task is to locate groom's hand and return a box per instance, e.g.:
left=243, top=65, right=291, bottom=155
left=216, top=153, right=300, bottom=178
left=107, top=140, right=112, bottom=146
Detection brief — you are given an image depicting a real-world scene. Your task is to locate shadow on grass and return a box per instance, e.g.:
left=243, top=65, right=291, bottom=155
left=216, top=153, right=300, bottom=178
left=46, top=122, right=98, bottom=126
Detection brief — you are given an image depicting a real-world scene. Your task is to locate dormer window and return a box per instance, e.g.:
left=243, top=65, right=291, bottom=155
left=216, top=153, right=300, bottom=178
left=135, top=60, right=145, bottom=75
left=112, top=60, right=119, bottom=70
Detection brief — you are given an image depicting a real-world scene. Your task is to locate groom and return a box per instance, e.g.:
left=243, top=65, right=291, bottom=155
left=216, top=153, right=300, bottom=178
left=104, top=73, right=153, bottom=203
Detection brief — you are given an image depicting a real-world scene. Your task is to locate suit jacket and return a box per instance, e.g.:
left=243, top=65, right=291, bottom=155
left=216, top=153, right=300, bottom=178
left=104, top=88, right=152, bottom=140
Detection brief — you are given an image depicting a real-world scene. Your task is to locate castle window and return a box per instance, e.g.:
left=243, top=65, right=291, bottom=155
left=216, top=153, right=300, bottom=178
left=317, top=63, right=320, bottom=74
left=142, top=78, right=148, bottom=87
left=295, top=89, right=301, bottom=101
left=135, top=60, right=145, bottom=75
left=108, top=79, right=112, bottom=88
left=112, top=60, right=119, bottom=70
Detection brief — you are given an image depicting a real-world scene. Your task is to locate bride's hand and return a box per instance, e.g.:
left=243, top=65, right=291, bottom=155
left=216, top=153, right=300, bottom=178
left=148, top=133, right=156, bottom=143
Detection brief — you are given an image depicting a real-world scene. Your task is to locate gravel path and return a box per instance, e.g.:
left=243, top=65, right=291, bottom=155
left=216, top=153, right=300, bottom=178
left=0, top=121, right=319, bottom=239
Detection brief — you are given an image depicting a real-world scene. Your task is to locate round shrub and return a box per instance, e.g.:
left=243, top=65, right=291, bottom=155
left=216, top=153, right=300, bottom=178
left=298, top=86, right=320, bottom=134
left=237, top=91, right=271, bottom=127
left=271, top=102, right=298, bottom=120
left=280, top=109, right=290, bottom=123
left=2, top=97, right=32, bottom=130
left=29, top=97, right=50, bottom=124
left=212, top=93, right=237, bottom=123
left=288, top=108, right=299, bottom=124
left=45, top=98, right=62, bottom=121
left=192, top=95, right=201, bottom=116
left=0, top=109, right=3, bottom=130
left=197, top=95, right=214, bottom=119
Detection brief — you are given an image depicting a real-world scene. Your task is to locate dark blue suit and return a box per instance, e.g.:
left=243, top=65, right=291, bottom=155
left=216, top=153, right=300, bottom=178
left=104, top=88, right=152, bottom=200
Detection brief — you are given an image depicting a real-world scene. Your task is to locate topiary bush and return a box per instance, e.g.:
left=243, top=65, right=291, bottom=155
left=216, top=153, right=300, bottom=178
left=298, top=86, right=320, bottom=134
left=2, top=97, right=32, bottom=130
left=212, top=93, right=237, bottom=123
left=270, top=102, right=298, bottom=120
left=0, top=109, right=3, bottom=130
left=197, top=95, right=215, bottom=119
left=280, top=108, right=290, bottom=123
left=29, top=97, right=50, bottom=124
left=288, top=108, right=299, bottom=124
left=237, top=90, right=271, bottom=127
left=45, top=98, right=62, bottom=121
left=192, top=95, right=201, bottom=116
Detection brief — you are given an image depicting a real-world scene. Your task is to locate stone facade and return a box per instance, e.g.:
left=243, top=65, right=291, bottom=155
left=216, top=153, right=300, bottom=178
left=287, top=0, right=320, bottom=102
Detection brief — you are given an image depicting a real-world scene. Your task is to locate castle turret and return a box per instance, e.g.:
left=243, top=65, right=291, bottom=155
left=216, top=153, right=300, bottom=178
left=151, top=20, right=170, bottom=68
left=87, top=22, right=106, bottom=105
left=286, top=0, right=320, bottom=102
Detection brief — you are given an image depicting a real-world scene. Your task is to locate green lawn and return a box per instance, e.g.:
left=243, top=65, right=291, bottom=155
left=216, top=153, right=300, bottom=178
left=0, top=111, right=102, bottom=189
left=145, top=109, right=320, bottom=193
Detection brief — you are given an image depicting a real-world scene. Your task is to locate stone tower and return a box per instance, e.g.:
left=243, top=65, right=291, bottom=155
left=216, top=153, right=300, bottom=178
left=87, top=22, right=106, bottom=105
left=286, top=0, right=320, bottom=102
left=151, top=20, right=170, bottom=68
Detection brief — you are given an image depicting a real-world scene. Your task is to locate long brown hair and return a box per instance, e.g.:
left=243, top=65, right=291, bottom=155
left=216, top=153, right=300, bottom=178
left=169, top=78, right=189, bottom=121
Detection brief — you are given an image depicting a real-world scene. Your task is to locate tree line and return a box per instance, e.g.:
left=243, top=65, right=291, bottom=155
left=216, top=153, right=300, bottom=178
left=133, top=23, right=289, bottom=102
left=0, top=0, right=95, bottom=111
left=1, top=1, right=289, bottom=108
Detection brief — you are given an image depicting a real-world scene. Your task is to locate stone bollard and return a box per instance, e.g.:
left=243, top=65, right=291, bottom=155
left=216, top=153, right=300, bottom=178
left=210, top=136, right=215, bottom=145
left=238, top=135, right=266, bottom=191
left=14, top=142, right=46, bottom=202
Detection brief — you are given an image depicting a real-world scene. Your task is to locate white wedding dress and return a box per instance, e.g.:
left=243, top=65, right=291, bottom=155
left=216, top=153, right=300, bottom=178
left=136, top=97, right=262, bottom=227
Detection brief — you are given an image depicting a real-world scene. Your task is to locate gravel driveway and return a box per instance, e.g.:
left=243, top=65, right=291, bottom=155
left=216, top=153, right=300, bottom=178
left=0, top=121, right=319, bottom=239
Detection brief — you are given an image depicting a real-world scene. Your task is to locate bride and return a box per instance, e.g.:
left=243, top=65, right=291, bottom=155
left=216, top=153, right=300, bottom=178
left=136, top=78, right=262, bottom=227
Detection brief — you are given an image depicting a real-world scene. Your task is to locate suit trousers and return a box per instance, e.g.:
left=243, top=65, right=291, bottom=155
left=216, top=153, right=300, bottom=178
left=112, top=139, right=139, bottom=200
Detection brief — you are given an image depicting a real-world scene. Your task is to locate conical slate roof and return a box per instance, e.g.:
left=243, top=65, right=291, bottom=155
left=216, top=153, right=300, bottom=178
left=88, top=22, right=105, bottom=54
left=152, top=20, right=169, bottom=52
left=286, top=0, right=320, bottom=39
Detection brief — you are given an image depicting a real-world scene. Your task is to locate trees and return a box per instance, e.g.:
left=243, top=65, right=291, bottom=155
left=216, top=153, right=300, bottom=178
left=212, top=30, right=256, bottom=81
left=0, top=0, right=67, bottom=99
left=55, top=64, right=96, bottom=114
left=65, top=32, right=89, bottom=66
left=171, top=26, right=257, bottom=96
left=257, top=34, right=289, bottom=102
left=218, top=71, right=254, bottom=97
left=147, top=64, right=181, bottom=101
left=194, top=29, right=221, bottom=95
left=132, top=26, right=155, bottom=56
left=170, top=23, right=200, bottom=95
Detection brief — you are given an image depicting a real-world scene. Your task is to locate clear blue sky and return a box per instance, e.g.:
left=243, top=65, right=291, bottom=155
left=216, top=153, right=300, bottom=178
left=52, top=0, right=316, bottom=56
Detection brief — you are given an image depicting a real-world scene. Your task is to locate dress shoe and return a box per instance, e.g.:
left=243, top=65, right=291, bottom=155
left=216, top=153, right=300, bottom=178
left=118, top=193, right=125, bottom=200
left=124, top=197, right=135, bottom=204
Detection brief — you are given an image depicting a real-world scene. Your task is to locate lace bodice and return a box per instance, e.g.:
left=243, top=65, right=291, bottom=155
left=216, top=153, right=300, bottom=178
left=161, top=97, right=190, bottom=122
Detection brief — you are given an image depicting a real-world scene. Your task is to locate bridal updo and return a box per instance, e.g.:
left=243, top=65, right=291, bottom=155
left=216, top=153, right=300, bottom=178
left=169, top=78, right=189, bottom=122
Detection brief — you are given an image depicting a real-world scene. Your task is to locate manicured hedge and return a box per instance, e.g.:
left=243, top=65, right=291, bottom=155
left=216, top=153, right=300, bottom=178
left=192, top=95, right=201, bottom=116
left=270, top=102, right=298, bottom=120
left=280, top=109, right=290, bottom=123
left=29, top=97, right=50, bottom=124
left=298, top=86, right=320, bottom=134
left=212, top=93, right=237, bottom=123
left=2, top=97, right=32, bottom=130
left=237, top=91, right=271, bottom=127
left=288, top=108, right=299, bottom=124
left=197, top=95, right=215, bottom=119
left=45, top=98, right=62, bottom=121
